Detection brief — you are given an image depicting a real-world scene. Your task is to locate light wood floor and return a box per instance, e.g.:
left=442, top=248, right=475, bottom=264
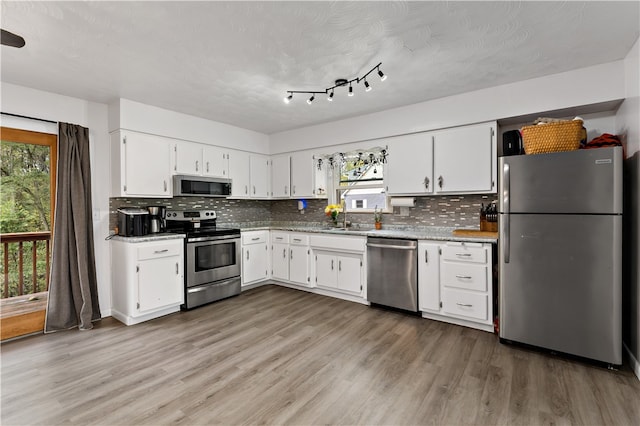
left=2, top=285, right=639, bottom=425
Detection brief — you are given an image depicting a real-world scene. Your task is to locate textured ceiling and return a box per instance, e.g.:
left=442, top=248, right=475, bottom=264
left=1, top=1, right=639, bottom=134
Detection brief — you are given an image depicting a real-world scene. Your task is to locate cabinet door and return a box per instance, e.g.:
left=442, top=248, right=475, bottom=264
left=337, top=254, right=362, bottom=294
left=290, top=151, right=316, bottom=198
left=315, top=252, right=337, bottom=288
left=271, top=155, right=291, bottom=198
left=243, top=244, right=269, bottom=284
left=250, top=154, right=270, bottom=198
left=271, top=242, right=289, bottom=281
left=289, top=245, right=309, bottom=285
left=433, top=122, right=496, bottom=194
left=228, top=150, right=251, bottom=198
left=123, top=132, right=171, bottom=197
left=418, top=241, right=441, bottom=312
left=174, top=141, right=202, bottom=175
left=385, top=132, right=434, bottom=195
left=203, top=146, right=228, bottom=178
left=137, top=255, right=182, bottom=313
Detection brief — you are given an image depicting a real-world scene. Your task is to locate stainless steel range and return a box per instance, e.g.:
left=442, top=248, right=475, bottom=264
left=165, top=210, right=241, bottom=310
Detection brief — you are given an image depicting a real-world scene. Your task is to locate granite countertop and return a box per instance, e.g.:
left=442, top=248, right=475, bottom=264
left=240, top=224, right=497, bottom=243
left=110, top=233, right=186, bottom=243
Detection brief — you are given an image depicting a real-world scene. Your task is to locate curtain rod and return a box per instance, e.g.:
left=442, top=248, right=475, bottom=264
left=1, top=111, right=57, bottom=124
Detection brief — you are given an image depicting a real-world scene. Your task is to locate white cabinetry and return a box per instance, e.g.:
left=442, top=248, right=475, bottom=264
left=311, top=234, right=366, bottom=299
left=174, top=141, right=229, bottom=177
left=250, top=155, right=271, bottom=198
left=228, top=149, right=251, bottom=197
left=110, top=130, right=172, bottom=198
left=419, top=240, right=494, bottom=332
left=432, top=121, right=496, bottom=194
left=271, top=155, right=291, bottom=198
left=385, top=121, right=497, bottom=196
left=290, top=151, right=325, bottom=198
left=418, top=241, right=441, bottom=313
left=110, top=237, right=184, bottom=325
left=271, top=232, right=311, bottom=286
left=385, top=132, right=434, bottom=195
left=271, top=232, right=290, bottom=281
left=241, top=230, right=269, bottom=286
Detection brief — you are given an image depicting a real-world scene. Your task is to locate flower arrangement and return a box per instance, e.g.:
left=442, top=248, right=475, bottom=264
left=324, top=203, right=343, bottom=225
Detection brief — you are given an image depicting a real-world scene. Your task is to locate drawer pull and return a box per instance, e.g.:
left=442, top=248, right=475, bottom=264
left=154, top=249, right=169, bottom=254
left=293, top=238, right=302, bottom=242
left=455, top=275, right=473, bottom=279
left=251, top=237, right=260, bottom=241
left=456, top=303, right=473, bottom=308
left=456, top=253, right=472, bottom=257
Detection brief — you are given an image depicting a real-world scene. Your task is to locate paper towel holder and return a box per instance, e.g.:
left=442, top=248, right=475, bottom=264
left=389, top=197, right=416, bottom=207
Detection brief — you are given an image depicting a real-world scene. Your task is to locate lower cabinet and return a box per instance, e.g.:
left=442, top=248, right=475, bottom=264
left=111, top=237, right=184, bottom=325
left=271, top=232, right=310, bottom=286
left=241, top=230, right=270, bottom=286
left=311, top=234, right=366, bottom=299
left=419, top=240, right=494, bottom=332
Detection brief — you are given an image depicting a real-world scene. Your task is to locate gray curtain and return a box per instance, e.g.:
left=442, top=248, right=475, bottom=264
left=45, top=122, right=100, bottom=332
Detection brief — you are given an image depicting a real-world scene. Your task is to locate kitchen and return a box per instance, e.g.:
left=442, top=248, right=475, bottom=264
left=1, top=1, right=640, bottom=424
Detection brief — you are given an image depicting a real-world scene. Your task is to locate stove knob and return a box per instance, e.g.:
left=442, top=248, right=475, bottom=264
left=205, top=212, right=209, bottom=216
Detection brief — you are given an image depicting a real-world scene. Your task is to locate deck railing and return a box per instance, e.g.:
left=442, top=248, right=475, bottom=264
left=1, top=232, right=51, bottom=299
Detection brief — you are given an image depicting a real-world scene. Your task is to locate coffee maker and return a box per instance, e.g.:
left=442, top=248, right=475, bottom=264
left=147, top=206, right=166, bottom=233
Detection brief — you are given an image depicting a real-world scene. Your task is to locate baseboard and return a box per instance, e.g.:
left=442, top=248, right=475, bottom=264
left=624, top=342, right=640, bottom=382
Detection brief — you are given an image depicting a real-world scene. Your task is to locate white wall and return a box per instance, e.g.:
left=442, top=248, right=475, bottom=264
left=270, top=61, right=626, bottom=153
left=1, top=82, right=113, bottom=317
left=616, top=37, right=640, bottom=379
left=110, top=98, right=270, bottom=154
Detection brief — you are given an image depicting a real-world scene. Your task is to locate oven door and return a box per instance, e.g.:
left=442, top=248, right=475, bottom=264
left=186, top=236, right=241, bottom=287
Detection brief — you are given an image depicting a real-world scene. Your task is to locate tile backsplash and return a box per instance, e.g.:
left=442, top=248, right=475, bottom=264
left=109, top=194, right=497, bottom=231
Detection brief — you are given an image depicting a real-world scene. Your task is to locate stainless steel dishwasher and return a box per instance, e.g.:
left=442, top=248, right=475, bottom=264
left=366, top=237, right=418, bottom=312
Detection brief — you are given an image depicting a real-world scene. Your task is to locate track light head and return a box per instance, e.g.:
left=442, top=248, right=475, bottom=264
left=364, top=79, right=372, bottom=92
left=284, top=93, right=293, bottom=104
left=377, top=68, right=387, bottom=81
left=307, top=94, right=315, bottom=104
left=328, top=90, right=334, bottom=101
left=348, top=83, right=354, bottom=97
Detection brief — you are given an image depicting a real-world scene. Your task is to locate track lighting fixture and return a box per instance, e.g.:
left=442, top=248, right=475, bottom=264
left=283, top=62, right=385, bottom=105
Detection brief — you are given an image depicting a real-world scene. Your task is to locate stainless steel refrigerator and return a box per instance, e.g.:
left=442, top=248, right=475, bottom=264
left=498, top=146, right=622, bottom=365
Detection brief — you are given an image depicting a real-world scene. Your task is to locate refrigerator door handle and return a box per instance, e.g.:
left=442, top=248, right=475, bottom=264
left=503, top=163, right=510, bottom=263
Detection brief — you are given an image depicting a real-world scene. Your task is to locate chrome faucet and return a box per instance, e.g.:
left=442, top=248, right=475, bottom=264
left=343, top=201, right=348, bottom=228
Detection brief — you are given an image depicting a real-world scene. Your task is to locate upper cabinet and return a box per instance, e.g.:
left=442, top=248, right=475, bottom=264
left=385, top=132, right=435, bottom=195
left=250, top=154, right=271, bottom=198
left=432, top=122, right=496, bottom=194
left=110, top=130, right=172, bottom=198
left=290, top=151, right=325, bottom=198
left=173, top=141, right=228, bottom=178
left=386, top=121, right=496, bottom=196
left=228, top=149, right=251, bottom=198
left=271, top=155, right=291, bottom=198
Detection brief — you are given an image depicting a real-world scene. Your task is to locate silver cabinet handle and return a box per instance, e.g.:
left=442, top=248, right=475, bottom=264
left=438, top=175, right=443, bottom=189
left=285, top=185, right=288, bottom=194
left=293, top=185, right=296, bottom=194
left=164, top=180, right=167, bottom=192
left=456, top=253, right=472, bottom=257
left=456, top=303, right=473, bottom=308
left=424, top=177, right=430, bottom=190
left=196, top=160, right=199, bottom=172
left=206, top=162, right=210, bottom=173
left=290, top=249, right=293, bottom=260
left=245, top=185, right=248, bottom=195
left=293, top=238, right=301, bottom=242
left=425, top=250, right=428, bottom=263
left=331, top=260, right=334, bottom=270
left=176, top=262, right=179, bottom=274
left=283, top=248, right=286, bottom=259
left=455, top=275, right=473, bottom=279
left=246, top=250, right=249, bottom=260
left=251, top=237, right=260, bottom=241
left=154, top=249, right=169, bottom=254
left=253, top=186, right=256, bottom=194
left=339, top=260, right=342, bottom=271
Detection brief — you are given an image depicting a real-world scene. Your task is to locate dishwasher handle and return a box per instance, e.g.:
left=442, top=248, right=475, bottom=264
left=367, top=242, right=417, bottom=250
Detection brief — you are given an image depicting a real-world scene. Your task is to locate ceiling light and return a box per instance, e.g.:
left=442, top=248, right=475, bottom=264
left=282, top=61, right=384, bottom=105
left=377, top=67, right=387, bottom=81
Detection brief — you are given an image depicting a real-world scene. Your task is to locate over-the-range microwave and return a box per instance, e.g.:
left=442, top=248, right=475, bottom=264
left=173, top=175, right=232, bottom=197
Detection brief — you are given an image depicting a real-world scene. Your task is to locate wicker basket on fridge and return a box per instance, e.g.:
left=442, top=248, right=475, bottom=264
left=521, top=119, right=584, bottom=155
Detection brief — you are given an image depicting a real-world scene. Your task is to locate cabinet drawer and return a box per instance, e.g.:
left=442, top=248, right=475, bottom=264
left=242, top=231, right=269, bottom=245
left=271, top=232, right=289, bottom=244
left=441, top=263, right=488, bottom=292
left=442, top=288, right=488, bottom=321
left=137, top=243, right=181, bottom=260
left=441, top=244, right=487, bottom=263
left=289, top=234, right=309, bottom=246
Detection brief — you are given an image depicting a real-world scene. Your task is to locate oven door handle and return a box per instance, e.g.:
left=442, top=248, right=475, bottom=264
left=187, top=236, right=241, bottom=245
left=187, top=277, right=240, bottom=293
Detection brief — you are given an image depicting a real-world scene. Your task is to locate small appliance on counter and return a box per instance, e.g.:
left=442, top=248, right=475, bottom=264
left=117, top=208, right=150, bottom=237
left=147, top=205, right=166, bottom=233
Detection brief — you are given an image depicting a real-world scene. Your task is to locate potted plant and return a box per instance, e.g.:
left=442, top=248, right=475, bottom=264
left=374, top=206, right=382, bottom=230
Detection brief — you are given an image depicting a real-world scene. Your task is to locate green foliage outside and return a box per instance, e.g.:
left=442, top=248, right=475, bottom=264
left=0, top=140, right=52, bottom=298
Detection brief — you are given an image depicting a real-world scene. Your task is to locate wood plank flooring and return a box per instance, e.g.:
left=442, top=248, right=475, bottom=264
left=0, top=292, right=47, bottom=341
left=1, top=285, right=639, bottom=425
